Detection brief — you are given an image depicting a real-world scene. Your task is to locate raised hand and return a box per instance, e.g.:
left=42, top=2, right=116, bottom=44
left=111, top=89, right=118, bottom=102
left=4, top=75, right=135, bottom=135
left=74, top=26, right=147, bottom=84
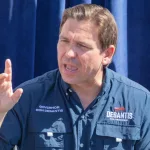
left=0, top=59, right=23, bottom=114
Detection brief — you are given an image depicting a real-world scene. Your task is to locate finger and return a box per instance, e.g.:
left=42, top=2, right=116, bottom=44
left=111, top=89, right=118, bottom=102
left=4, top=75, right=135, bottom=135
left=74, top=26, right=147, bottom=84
left=0, top=81, right=11, bottom=92
left=0, top=73, right=8, bottom=80
left=4, top=59, right=12, bottom=82
left=11, top=88, right=23, bottom=103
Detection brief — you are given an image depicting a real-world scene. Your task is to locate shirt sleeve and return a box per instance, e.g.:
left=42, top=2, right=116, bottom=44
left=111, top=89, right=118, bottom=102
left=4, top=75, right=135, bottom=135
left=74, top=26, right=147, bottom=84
left=0, top=84, right=32, bottom=150
left=135, top=93, right=150, bottom=150
left=0, top=108, right=22, bottom=150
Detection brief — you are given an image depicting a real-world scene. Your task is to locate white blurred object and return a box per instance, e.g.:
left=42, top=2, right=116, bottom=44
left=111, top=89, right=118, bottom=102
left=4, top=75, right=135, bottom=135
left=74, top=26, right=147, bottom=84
left=13, top=146, right=18, bottom=150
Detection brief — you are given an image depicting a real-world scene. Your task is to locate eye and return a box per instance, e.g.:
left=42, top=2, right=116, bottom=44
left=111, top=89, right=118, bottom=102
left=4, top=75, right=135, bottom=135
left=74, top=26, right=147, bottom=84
left=77, top=43, right=90, bottom=49
left=60, top=38, right=69, bottom=43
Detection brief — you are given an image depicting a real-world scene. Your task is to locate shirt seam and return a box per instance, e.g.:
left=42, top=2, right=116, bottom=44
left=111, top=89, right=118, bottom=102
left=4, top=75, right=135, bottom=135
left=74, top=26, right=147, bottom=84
left=111, top=77, right=150, bottom=95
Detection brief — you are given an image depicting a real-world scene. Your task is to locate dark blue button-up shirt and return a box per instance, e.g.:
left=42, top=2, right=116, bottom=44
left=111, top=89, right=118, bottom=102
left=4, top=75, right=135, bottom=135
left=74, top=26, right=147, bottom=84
left=0, top=68, right=150, bottom=150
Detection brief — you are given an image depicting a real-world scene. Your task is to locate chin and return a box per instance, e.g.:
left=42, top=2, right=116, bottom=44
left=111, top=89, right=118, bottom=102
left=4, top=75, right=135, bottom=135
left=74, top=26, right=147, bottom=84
left=61, top=75, right=79, bottom=85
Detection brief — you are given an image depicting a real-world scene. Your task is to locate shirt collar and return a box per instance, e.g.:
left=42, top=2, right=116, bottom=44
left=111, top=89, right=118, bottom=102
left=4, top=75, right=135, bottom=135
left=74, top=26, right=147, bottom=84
left=60, top=67, right=113, bottom=95
left=60, top=76, right=71, bottom=93
left=99, top=67, right=112, bottom=95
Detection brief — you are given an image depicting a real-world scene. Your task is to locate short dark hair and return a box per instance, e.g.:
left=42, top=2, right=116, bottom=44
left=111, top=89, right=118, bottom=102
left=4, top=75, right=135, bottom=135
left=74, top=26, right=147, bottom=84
left=60, top=4, right=118, bottom=51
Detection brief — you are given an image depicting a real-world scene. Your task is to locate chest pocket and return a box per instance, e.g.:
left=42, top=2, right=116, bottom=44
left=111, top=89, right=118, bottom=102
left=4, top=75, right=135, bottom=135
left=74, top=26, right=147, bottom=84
left=27, top=114, right=74, bottom=150
left=95, top=123, right=140, bottom=150
left=35, top=126, right=72, bottom=150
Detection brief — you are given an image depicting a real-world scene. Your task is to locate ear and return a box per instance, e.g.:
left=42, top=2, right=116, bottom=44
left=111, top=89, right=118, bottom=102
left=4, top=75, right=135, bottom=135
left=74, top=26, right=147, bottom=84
left=102, top=45, right=115, bottom=66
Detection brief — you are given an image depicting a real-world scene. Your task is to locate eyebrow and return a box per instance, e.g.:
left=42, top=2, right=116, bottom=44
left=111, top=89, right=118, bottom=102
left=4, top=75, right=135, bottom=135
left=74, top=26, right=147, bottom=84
left=77, top=41, right=92, bottom=47
left=59, top=35, right=93, bottom=47
left=59, top=35, right=68, bottom=39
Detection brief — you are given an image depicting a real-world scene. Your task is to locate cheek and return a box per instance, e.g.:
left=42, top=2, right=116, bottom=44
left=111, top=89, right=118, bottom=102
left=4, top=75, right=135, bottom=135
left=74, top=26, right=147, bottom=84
left=81, top=53, right=102, bottom=69
left=57, top=44, right=65, bottom=61
left=79, top=54, right=91, bottom=70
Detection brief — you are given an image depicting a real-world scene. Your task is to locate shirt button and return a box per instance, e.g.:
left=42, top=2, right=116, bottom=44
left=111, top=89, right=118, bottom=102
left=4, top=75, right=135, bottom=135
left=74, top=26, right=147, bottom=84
left=90, top=141, right=95, bottom=147
left=81, top=115, right=85, bottom=119
left=66, top=92, right=68, bottom=96
left=68, top=89, right=72, bottom=92
left=80, top=143, right=84, bottom=148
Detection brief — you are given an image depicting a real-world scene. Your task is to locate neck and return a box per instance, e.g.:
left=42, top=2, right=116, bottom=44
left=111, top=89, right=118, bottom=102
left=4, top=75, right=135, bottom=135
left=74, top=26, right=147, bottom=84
left=71, top=71, right=104, bottom=109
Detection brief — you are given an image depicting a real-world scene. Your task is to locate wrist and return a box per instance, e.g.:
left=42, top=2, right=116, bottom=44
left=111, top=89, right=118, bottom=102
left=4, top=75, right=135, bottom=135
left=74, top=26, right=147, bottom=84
left=0, top=112, right=7, bottom=127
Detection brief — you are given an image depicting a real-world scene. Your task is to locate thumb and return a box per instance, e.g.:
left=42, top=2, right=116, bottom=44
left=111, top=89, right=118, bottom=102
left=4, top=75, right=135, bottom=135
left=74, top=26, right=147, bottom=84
left=11, top=88, right=23, bottom=103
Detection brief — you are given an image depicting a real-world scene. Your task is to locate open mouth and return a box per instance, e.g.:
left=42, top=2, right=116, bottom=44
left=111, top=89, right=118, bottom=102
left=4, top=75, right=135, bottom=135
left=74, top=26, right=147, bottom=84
left=64, top=64, right=78, bottom=72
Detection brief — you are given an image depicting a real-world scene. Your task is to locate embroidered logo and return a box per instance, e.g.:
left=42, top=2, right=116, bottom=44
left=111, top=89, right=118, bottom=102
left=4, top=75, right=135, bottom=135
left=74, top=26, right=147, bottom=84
left=114, top=107, right=125, bottom=111
left=39, top=118, right=65, bottom=147
left=106, top=107, right=133, bottom=121
left=36, top=105, right=63, bottom=113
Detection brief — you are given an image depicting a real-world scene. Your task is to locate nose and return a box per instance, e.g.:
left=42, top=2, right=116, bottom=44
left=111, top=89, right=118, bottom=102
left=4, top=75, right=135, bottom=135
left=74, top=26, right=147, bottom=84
left=65, top=48, right=77, bottom=58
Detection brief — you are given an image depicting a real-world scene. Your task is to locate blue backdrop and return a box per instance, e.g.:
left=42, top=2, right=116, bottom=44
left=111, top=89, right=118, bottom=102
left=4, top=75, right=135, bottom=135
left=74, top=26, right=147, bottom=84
left=0, top=0, right=150, bottom=90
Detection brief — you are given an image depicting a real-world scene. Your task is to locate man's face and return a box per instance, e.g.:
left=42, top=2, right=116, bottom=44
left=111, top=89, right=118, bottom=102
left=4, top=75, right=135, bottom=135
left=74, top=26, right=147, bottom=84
left=57, top=19, right=106, bottom=85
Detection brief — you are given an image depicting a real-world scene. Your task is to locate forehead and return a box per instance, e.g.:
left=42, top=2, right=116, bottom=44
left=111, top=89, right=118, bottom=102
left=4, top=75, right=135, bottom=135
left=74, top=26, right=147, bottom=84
left=60, top=19, right=99, bottom=41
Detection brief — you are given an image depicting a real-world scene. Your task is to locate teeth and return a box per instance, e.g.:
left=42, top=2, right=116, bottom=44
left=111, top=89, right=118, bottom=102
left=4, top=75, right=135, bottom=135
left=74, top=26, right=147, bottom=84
left=66, top=65, right=77, bottom=71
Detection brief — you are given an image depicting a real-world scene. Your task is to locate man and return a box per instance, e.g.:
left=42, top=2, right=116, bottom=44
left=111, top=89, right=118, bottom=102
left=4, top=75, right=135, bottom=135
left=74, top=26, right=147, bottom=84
left=0, top=4, right=150, bottom=150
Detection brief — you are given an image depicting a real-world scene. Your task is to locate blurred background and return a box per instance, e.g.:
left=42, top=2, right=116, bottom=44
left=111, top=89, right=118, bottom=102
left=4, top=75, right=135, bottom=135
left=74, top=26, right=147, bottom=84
left=0, top=0, right=150, bottom=91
